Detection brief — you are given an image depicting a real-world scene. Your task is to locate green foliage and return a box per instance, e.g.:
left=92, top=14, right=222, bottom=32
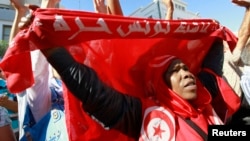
left=0, top=40, right=8, bottom=58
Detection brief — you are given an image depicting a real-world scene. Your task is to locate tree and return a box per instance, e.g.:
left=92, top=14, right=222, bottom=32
left=0, top=40, right=8, bottom=59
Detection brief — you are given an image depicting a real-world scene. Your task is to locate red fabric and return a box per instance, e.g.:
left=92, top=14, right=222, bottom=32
left=202, top=68, right=241, bottom=121
left=0, top=8, right=238, bottom=140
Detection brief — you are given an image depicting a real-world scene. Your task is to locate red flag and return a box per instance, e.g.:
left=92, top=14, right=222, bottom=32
left=0, top=8, right=238, bottom=140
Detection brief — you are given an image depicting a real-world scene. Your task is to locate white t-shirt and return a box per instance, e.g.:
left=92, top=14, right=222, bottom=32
left=240, top=66, right=250, bottom=105
left=17, top=50, right=52, bottom=139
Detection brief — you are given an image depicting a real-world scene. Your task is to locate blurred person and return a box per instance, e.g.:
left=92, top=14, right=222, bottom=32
left=222, top=0, right=250, bottom=98
left=0, top=0, right=27, bottom=140
left=240, top=42, right=250, bottom=105
left=0, top=73, right=19, bottom=139
left=0, top=107, right=16, bottom=141
left=221, top=0, right=250, bottom=125
left=236, top=41, right=250, bottom=125
left=8, top=0, right=67, bottom=140
left=0, top=71, right=17, bottom=141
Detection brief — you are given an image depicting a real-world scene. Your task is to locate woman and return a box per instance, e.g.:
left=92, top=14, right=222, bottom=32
left=39, top=46, right=223, bottom=140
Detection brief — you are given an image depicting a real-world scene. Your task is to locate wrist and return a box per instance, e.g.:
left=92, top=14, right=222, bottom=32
left=15, top=7, right=28, bottom=17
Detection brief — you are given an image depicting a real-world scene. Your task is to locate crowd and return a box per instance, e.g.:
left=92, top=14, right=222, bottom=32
left=0, top=0, right=249, bottom=141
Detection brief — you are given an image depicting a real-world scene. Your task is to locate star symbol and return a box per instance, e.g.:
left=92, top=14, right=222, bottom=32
left=153, top=124, right=166, bottom=138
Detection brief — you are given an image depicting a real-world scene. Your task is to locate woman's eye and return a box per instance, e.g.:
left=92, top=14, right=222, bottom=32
left=171, top=68, right=179, bottom=73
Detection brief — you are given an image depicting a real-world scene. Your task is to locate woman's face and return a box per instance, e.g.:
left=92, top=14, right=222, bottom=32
left=164, top=59, right=197, bottom=101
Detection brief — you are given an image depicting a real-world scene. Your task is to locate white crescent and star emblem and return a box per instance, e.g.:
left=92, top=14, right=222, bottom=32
left=140, top=106, right=176, bottom=141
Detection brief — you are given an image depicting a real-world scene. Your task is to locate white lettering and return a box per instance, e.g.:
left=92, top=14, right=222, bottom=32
left=212, top=129, right=247, bottom=136
left=150, top=21, right=170, bottom=37
left=200, top=22, right=210, bottom=33
left=117, top=20, right=150, bottom=37
left=54, top=15, right=71, bottom=31
left=187, top=22, right=199, bottom=33
left=175, top=22, right=188, bottom=33
left=52, top=15, right=215, bottom=39
left=175, top=22, right=211, bottom=33
left=69, top=17, right=112, bottom=40
left=212, top=129, right=219, bottom=136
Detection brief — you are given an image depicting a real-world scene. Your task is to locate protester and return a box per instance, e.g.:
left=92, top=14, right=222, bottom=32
left=8, top=0, right=68, bottom=140
left=0, top=75, right=18, bottom=139
left=222, top=0, right=250, bottom=98
left=220, top=0, right=250, bottom=125
left=233, top=41, right=250, bottom=125
left=0, top=0, right=25, bottom=140
left=0, top=72, right=16, bottom=141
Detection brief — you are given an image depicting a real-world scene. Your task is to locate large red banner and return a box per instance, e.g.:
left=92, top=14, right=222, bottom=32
left=0, top=8, right=238, bottom=141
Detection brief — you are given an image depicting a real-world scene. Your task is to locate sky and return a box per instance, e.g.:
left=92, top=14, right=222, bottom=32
left=60, top=0, right=245, bottom=33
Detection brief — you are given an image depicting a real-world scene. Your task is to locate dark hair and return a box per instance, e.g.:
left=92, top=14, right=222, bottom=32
left=201, top=38, right=224, bottom=76
left=163, top=68, right=172, bottom=89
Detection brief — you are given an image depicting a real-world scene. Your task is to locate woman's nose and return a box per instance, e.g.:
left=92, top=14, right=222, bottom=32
left=181, top=69, right=194, bottom=79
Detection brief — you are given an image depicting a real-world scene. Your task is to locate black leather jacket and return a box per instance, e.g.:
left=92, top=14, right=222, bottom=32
left=47, top=47, right=142, bottom=139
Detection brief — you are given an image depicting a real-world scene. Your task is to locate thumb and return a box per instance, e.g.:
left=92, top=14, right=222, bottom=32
left=24, top=4, right=40, bottom=12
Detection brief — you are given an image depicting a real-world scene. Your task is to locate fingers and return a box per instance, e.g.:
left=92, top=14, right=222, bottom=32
left=18, top=13, right=33, bottom=30
left=93, top=0, right=98, bottom=6
left=0, top=95, right=8, bottom=101
left=26, top=4, right=40, bottom=11
left=17, top=5, right=39, bottom=30
left=0, top=95, right=8, bottom=106
left=93, top=0, right=108, bottom=14
left=41, top=0, right=60, bottom=8
left=232, top=0, right=250, bottom=7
